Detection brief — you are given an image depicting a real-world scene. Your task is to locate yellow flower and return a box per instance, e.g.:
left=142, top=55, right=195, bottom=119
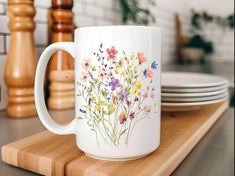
left=125, top=70, right=129, bottom=75
left=91, top=96, right=96, bottom=102
left=96, top=103, right=101, bottom=109
left=135, top=81, right=142, bottom=89
left=131, top=87, right=139, bottom=94
left=130, top=52, right=134, bottom=60
left=115, top=58, right=127, bottom=74
left=119, top=111, right=126, bottom=117
left=119, top=111, right=127, bottom=124
left=96, top=99, right=102, bottom=109
left=108, top=104, right=115, bottom=114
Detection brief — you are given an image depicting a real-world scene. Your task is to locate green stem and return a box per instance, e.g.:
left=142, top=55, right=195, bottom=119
left=127, top=114, right=150, bottom=144
left=125, top=120, right=133, bottom=144
left=117, top=124, right=124, bottom=145
left=90, top=110, right=113, bottom=142
left=113, top=103, right=121, bottom=138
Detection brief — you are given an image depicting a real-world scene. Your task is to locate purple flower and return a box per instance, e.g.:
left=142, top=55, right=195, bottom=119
left=109, top=77, right=120, bottom=91
left=120, top=90, right=128, bottom=101
left=97, top=82, right=102, bottom=90
left=88, top=71, right=93, bottom=79
left=120, top=117, right=127, bottom=124
left=119, top=114, right=127, bottom=124
left=89, top=81, right=94, bottom=86
left=119, top=112, right=127, bottom=124
left=130, top=112, right=135, bottom=120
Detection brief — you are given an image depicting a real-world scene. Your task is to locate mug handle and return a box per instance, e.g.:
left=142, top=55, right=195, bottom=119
left=35, top=42, right=76, bottom=135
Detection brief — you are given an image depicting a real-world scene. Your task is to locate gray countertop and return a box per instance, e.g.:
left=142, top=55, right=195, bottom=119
left=0, top=108, right=234, bottom=176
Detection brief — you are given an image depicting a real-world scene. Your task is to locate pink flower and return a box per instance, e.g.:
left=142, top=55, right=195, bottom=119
left=98, top=69, right=105, bottom=80
left=144, top=105, right=150, bottom=112
left=106, top=46, right=118, bottom=60
left=146, top=68, right=153, bottom=78
left=151, top=92, right=156, bottom=99
left=82, top=58, right=91, bottom=70
left=143, top=92, right=148, bottom=99
left=80, top=72, right=88, bottom=82
left=137, top=52, right=147, bottom=64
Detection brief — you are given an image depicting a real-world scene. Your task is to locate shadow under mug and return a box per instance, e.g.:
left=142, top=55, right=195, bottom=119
left=35, top=26, right=161, bottom=161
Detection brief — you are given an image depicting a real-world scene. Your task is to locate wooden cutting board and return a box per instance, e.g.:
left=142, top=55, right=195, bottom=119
left=1, top=101, right=228, bottom=176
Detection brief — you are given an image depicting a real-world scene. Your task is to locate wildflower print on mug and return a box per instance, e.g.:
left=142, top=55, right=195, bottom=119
left=77, top=43, right=158, bottom=146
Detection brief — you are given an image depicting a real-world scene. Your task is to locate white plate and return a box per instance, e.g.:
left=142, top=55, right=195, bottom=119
left=162, top=84, right=228, bottom=93
left=162, top=92, right=227, bottom=102
left=161, top=96, right=228, bottom=112
left=162, top=72, right=228, bottom=88
left=161, top=89, right=227, bottom=98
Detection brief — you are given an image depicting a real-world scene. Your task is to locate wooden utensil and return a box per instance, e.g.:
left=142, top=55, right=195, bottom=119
left=48, top=70, right=75, bottom=109
left=4, top=0, right=37, bottom=118
left=48, top=0, right=75, bottom=110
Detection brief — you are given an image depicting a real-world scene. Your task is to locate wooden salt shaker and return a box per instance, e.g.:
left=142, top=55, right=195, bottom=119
left=48, top=0, right=75, bottom=110
left=4, top=0, right=37, bottom=118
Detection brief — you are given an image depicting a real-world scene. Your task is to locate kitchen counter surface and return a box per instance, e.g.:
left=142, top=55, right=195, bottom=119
left=0, top=107, right=234, bottom=176
left=1, top=62, right=234, bottom=175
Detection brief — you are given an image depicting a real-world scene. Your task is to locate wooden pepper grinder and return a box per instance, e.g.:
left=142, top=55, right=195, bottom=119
left=48, top=0, right=75, bottom=110
left=4, top=0, right=37, bottom=118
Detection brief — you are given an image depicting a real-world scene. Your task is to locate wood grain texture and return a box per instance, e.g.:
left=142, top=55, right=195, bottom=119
left=1, top=101, right=229, bottom=176
left=48, top=70, right=75, bottom=110
left=47, top=0, right=75, bottom=110
left=49, top=0, right=74, bottom=71
left=4, top=0, right=37, bottom=118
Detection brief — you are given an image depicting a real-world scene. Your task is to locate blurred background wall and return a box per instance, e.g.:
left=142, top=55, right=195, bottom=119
left=0, top=0, right=234, bottom=109
left=188, top=0, right=234, bottom=15
left=188, top=0, right=234, bottom=63
left=1, top=0, right=234, bottom=64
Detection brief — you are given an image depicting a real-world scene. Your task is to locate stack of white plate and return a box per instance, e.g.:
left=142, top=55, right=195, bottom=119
left=161, top=72, right=229, bottom=112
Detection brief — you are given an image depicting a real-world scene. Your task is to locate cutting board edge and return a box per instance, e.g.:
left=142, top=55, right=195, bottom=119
left=1, top=101, right=230, bottom=176
left=155, top=101, right=229, bottom=176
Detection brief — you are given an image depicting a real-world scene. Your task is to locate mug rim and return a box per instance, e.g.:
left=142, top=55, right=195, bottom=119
left=75, top=25, right=161, bottom=33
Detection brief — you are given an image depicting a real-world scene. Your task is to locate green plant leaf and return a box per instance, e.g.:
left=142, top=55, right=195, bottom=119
left=119, top=0, right=155, bottom=25
left=94, top=78, right=98, bottom=84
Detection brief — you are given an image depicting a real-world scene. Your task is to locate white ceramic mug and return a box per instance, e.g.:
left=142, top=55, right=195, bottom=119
left=35, top=26, right=161, bottom=161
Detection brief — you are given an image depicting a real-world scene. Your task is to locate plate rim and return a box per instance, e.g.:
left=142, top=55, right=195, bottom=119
left=162, top=92, right=227, bottom=102
left=162, top=84, right=228, bottom=93
left=161, top=89, right=227, bottom=98
left=161, top=96, right=229, bottom=107
left=162, top=72, right=229, bottom=88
